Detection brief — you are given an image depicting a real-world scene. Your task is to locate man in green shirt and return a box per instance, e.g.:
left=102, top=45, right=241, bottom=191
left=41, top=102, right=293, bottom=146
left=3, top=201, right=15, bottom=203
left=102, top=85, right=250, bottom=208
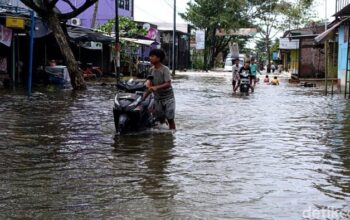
left=250, top=59, right=261, bottom=87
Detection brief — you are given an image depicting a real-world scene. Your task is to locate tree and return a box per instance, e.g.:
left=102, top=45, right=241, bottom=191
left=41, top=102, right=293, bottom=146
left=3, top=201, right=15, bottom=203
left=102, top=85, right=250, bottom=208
left=99, top=17, right=147, bottom=37
left=20, top=0, right=98, bottom=90
left=181, top=0, right=252, bottom=70
left=251, top=0, right=315, bottom=72
left=91, top=0, right=99, bottom=28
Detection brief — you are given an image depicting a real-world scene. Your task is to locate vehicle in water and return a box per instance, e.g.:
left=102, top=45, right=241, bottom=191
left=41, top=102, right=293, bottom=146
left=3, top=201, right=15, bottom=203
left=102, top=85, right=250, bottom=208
left=113, top=79, right=156, bottom=134
left=239, top=71, right=252, bottom=94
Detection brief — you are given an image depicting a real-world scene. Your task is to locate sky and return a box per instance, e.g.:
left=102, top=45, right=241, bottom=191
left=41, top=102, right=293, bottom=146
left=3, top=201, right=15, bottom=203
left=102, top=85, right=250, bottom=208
left=134, top=0, right=336, bottom=24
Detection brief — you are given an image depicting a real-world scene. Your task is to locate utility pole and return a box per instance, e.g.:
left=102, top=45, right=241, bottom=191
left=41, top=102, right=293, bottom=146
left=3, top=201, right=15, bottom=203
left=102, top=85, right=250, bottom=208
left=115, top=0, right=120, bottom=80
left=172, top=0, right=176, bottom=75
left=325, top=0, right=327, bottom=30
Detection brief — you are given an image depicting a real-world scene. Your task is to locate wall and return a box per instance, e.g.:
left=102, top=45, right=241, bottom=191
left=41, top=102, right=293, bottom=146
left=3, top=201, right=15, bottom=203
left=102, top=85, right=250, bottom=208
left=299, top=38, right=325, bottom=78
left=58, top=0, right=133, bottom=28
left=338, top=25, right=348, bottom=88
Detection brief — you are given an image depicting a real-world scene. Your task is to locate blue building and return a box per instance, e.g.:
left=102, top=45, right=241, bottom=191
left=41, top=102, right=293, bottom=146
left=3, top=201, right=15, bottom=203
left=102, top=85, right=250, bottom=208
left=315, top=0, right=350, bottom=96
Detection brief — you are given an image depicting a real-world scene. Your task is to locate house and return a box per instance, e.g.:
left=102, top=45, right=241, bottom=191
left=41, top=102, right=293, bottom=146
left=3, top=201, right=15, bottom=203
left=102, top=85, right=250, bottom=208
left=279, top=25, right=326, bottom=78
left=155, top=23, right=191, bottom=70
left=314, top=0, right=350, bottom=96
left=57, top=0, right=134, bottom=28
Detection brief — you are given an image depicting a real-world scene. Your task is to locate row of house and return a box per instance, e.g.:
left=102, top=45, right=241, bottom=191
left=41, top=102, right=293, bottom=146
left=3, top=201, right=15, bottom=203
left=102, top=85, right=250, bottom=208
left=0, top=0, right=191, bottom=86
left=279, top=0, right=350, bottom=96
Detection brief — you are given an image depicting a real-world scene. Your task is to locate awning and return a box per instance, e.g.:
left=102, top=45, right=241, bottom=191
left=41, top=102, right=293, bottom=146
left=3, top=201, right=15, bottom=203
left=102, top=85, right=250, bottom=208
left=314, top=17, right=350, bottom=43
left=120, top=37, right=159, bottom=46
left=67, top=25, right=114, bottom=43
left=334, top=4, right=350, bottom=17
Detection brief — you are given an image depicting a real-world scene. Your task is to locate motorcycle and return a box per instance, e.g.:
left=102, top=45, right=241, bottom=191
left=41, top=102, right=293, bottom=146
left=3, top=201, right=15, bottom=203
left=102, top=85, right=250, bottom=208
left=113, top=79, right=155, bottom=134
left=239, top=71, right=253, bottom=94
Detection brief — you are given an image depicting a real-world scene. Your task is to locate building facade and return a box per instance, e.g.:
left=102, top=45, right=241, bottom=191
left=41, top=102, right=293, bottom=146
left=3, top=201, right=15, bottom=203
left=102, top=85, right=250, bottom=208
left=58, top=0, right=134, bottom=28
left=280, top=25, right=327, bottom=78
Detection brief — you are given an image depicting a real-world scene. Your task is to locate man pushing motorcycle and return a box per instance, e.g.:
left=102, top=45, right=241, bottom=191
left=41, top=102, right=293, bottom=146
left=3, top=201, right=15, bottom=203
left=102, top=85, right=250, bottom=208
left=143, top=49, right=176, bottom=130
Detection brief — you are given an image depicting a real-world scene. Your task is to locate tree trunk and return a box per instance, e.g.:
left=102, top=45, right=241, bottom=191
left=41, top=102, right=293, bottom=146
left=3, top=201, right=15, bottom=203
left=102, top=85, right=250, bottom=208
left=47, top=13, right=86, bottom=90
left=204, top=29, right=209, bottom=72
left=91, top=1, right=99, bottom=28
left=266, top=36, right=271, bottom=73
left=209, top=27, right=217, bottom=69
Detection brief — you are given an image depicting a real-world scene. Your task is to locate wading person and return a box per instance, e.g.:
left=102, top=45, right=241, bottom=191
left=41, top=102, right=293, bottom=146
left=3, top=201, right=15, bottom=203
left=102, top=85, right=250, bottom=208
left=250, top=59, right=261, bottom=87
left=143, top=49, right=176, bottom=130
left=271, top=76, right=280, bottom=85
left=264, top=75, right=270, bottom=84
left=232, top=58, right=241, bottom=93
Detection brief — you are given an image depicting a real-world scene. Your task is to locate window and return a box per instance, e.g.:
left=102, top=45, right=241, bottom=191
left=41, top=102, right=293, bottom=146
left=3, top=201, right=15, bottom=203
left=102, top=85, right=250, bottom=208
left=125, top=0, right=130, bottom=11
left=119, top=0, right=125, bottom=9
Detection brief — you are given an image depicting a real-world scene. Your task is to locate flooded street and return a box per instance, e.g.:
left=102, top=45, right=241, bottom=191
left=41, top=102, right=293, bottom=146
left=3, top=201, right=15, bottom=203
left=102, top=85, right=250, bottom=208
left=0, top=72, right=350, bottom=219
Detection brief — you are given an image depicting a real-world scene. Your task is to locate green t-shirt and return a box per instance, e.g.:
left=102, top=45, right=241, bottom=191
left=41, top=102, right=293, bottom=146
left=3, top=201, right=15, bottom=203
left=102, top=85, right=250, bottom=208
left=250, top=63, right=258, bottom=76
left=150, top=65, right=174, bottom=101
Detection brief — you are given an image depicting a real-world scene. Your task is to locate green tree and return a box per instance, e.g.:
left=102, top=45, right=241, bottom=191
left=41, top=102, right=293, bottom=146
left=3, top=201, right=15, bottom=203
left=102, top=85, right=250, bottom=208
left=99, top=17, right=147, bottom=37
left=181, top=0, right=251, bottom=70
left=252, top=0, right=315, bottom=72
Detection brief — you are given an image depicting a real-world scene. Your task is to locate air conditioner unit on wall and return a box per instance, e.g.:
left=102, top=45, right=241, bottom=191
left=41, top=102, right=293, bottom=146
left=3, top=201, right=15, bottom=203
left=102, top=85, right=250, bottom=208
left=71, top=18, right=81, bottom=26
left=81, top=41, right=103, bottom=50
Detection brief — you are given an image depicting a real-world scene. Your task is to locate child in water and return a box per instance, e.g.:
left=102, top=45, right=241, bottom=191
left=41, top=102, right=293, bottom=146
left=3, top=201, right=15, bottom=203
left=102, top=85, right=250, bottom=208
left=270, top=76, right=280, bottom=85
left=264, top=75, right=270, bottom=84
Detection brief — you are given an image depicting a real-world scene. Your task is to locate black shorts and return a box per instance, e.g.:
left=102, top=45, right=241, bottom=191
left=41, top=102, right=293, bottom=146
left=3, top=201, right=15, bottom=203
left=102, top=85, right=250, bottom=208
left=250, top=75, right=257, bottom=80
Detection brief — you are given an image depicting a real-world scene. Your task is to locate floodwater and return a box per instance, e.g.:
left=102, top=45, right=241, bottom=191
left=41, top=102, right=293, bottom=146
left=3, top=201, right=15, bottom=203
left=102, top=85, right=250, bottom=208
left=0, top=72, right=350, bottom=219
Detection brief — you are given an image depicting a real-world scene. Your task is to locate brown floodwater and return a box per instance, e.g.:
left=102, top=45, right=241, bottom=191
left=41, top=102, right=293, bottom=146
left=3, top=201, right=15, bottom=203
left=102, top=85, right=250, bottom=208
left=0, top=72, right=350, bottom=219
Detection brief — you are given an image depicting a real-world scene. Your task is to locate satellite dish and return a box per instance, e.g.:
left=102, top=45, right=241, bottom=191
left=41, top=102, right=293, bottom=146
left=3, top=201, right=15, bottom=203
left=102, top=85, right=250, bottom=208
left=143, top=23, right=151, bottom=31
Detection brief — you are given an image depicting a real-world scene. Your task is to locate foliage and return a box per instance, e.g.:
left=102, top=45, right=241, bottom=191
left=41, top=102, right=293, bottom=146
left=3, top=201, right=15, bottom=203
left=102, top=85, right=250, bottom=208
left=99, top=17, right=147, bottom=37
left=181, top=0, right=316, bottom=70
left=251, top=0, right=315, bottom=71
left=180, top=0, right=252, bottom=69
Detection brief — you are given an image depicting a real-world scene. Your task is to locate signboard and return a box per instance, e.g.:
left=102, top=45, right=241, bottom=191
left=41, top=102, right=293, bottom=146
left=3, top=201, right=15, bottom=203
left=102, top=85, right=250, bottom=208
left=279, top=38, right=299, bottom=49
left=0, top=24, right=13, bottom=47
left=216, top=28, right=257, bottom=36
left=6, top=17, right=25, bottom=29
left=272, top=52, right=279, bottom=60
left=196, top=30, right=205, bottom=50
left=146, top=27, right=158, bottom=40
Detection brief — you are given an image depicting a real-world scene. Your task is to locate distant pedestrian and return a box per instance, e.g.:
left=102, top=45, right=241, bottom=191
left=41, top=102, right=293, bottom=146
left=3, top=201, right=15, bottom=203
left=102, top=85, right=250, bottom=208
left=250, top=59, right=261, bottom=87
left=271, top=63, right=276, bottom=73
left=232, top=58, right=241, bottom=93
